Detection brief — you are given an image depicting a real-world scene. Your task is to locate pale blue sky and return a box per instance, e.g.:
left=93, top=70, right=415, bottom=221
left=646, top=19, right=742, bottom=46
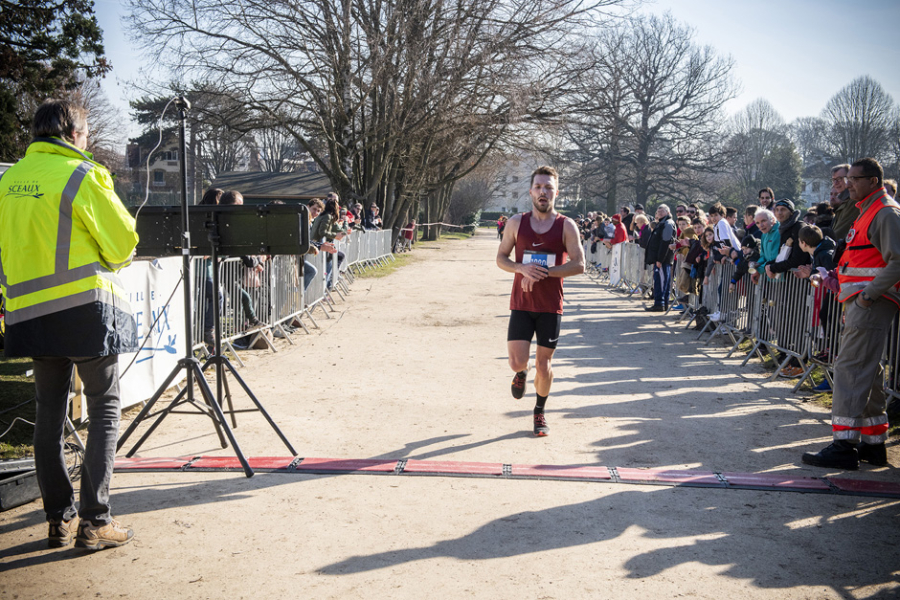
left=93, top=0, right=900, bottom=135
left=649, top=0, right=900, bottom=121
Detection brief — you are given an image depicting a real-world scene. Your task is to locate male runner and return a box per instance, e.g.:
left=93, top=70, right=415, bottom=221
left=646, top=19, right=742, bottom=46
left=497, top=166, right=585, bottom=436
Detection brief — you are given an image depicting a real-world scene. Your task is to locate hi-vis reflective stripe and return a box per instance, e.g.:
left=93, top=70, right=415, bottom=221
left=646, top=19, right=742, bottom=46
left=4, top=264, right=123, bottom=298
left=55, top=161, right=94, bottom=271
left=833, top=414, right=888, bottom=428
left=4, top=287, right=120, bottom=325
left=842, top=266, right=883, bottom=277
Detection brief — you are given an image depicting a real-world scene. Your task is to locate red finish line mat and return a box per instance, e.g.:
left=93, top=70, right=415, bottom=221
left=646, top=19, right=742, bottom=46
left=112, top=456, right=900, bottom=499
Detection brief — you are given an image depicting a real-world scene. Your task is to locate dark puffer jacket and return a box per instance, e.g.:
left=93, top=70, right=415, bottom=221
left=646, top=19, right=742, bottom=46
left=645, top=215, right=676, bottom=266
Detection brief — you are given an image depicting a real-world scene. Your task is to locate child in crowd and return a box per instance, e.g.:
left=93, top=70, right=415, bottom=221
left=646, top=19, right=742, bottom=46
left=671, top=215, right=697, bottom=302
left=707, top=202, right=741, bottom=263
left=798, top=224, right=836, bottom=274
left=729, top=235, right=760, bottom=292
left=800, top=225, right=839, bottom=388
left=744, top=205, right=760, bottom=238
left=683, top=219, right=708, bottom=294
left=700, top=226, right=716, bottom=286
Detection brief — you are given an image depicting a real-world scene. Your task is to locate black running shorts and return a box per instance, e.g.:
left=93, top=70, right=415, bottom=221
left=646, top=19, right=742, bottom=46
left=507, top=310, right=562, bottom=349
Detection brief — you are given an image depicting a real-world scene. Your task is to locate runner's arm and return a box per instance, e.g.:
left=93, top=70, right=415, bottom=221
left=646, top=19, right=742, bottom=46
left=548, top=218, right=585, bottom=278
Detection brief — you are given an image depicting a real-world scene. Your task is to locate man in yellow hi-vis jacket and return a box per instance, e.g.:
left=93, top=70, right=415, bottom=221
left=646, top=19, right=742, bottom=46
left=0, top=99, right=139, bottom=550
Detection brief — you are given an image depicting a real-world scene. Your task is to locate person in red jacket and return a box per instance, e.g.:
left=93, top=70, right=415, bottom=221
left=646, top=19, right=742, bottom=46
left=604, top=213, right=628, bottom=248
left=802, top=157, right=899, bottom=470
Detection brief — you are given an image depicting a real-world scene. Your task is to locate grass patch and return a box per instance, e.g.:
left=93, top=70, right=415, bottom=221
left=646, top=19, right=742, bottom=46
left=353, top=252, right=419, bottom=279
left=353, top=231, right=470, bottom=279
left=0, top=355, right=36, bottom=458
left=434, top=230, right=474, bottom=241
left=736, top=339, right=755, bottom=354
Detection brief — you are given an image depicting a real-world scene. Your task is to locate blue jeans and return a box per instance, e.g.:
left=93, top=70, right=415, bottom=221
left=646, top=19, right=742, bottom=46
left=653, top=264, right=672, bottom=308
left=32, top=355, right=120, bottom=524
left=303, top=260, right=317, bottom=291
left=324, top=251, right=345, bottom=287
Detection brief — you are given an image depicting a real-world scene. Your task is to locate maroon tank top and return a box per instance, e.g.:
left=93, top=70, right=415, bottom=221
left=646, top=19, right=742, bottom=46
left=510, top=212, right=568, bottom=314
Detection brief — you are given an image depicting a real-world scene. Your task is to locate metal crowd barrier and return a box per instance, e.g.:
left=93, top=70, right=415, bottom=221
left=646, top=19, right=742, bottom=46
left=178, top=229, right=396, bottom=363
left=884, top=314, right=900, bottom=405
left=583, top=240, right=612, bottom=283
left=580, top=242, right=900, bottom=398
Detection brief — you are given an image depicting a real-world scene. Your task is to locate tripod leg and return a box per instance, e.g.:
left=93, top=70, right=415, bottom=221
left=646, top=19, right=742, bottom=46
left=197, top=358, right=230, bottom=448
left=222, top=359, right=297, bottom=455
left=221, top=369, right=238, bottom=428
left=117, top=362, right=184, bottom=451
left=190, top=363, right=254, bottom=477
left=124, top=387, right=190, bottom=458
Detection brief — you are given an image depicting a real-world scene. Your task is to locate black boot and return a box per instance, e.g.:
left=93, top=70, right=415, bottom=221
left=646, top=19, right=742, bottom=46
left=802, top=440, right=859, bottom=470
left=857, top=442, right=888, bottom=467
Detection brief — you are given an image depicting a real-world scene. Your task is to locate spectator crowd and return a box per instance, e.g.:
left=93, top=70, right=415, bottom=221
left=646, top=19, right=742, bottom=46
left=574, top=164, right=900, bottom=383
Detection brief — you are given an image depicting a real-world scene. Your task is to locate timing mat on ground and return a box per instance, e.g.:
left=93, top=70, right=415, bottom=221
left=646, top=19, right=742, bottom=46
left=113, top=456, right=900, bottom=499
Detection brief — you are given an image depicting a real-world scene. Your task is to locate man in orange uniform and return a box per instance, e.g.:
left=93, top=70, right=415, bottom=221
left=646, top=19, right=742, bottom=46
left=803, top=158, right=899, bottom=470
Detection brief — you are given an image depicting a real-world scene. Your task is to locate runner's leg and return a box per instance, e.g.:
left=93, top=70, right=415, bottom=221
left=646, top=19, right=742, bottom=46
left=507, top=310, right=536, bottom=370
left=507, top=340, right=531, bottom=374
left=533, top=344, right=555, bottom=397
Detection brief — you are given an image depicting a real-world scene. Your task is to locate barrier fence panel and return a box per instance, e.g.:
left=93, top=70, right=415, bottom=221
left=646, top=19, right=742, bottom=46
left=215, top=256, right=275, bottom=355
left=583, top=241, right=612, bottom=283
left=885, top=314, right=900, bottom=404
left=796, top=284, right=845, bottom=391
left=367, top=232, right=378, bottom=269
left=380, top=230, right=393, bottom=263
left=596, top=244, right=612, bottom=283
left=304, top=249, right=329, bottom=320
left=616, top=243, right=643, bottom=294
left=722, top=266, right=761, bottom=357
left=698, top=262, right=734, bottom=343
left=345, top=232, right=361, bottom=268
left=769, top=272, right=814, bottom=380
left=271, top=255, right=304, bottom=340
left=694, top=263, right=721, bottom=339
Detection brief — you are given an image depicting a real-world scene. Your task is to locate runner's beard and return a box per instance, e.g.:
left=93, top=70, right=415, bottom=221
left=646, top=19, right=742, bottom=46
left=533, top=196, right=552, bottom=213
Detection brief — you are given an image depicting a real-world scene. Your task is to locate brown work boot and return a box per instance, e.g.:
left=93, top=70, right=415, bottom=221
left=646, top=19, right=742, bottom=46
left=48, top=515, right=80, bottom=548
left=75, top=518, right=134, bottom=550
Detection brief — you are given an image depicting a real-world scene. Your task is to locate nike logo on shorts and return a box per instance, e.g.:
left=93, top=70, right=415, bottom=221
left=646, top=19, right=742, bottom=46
left=548, top=337, right=559, bottom=343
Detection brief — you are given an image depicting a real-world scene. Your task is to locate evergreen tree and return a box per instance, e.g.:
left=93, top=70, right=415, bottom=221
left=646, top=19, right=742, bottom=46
left=0, top=0, right=109, bottom=160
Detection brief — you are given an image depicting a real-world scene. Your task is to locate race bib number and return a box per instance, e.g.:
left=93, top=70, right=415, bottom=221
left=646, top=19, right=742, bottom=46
left=523, top=251, right=557, bottom=267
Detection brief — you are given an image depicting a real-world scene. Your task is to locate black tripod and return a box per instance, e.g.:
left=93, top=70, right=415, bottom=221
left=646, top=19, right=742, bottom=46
left=116, top=97, right=296, bottom=478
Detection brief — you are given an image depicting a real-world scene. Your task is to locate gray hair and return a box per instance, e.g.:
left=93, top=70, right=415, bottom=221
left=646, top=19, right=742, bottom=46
left=657, top=204, right=671, bottom=216
left=755, top=208, right=775, bottom=223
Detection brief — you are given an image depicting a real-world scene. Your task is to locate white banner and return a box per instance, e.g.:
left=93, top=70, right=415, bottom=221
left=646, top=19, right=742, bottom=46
left=117, top=257, right=187, bottom=410
left=609, top=243, right=623, bottom=286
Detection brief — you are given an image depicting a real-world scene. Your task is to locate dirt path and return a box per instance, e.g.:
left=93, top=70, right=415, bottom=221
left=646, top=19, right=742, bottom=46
left=2, top=229, right=898, bottom=599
